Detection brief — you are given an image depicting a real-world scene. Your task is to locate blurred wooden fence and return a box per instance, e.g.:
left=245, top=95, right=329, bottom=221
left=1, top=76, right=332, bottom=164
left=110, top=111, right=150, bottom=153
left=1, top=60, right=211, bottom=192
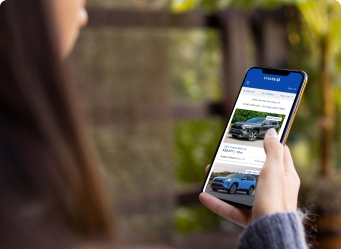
left=87, top=8, right=289, bottom=119
left=72, top=6, right=290, bottom=248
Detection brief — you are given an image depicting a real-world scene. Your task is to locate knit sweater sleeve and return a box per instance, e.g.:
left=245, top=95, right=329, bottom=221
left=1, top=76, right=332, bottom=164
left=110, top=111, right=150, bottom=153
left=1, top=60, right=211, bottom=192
left=237, top=212, right=308, bottom=249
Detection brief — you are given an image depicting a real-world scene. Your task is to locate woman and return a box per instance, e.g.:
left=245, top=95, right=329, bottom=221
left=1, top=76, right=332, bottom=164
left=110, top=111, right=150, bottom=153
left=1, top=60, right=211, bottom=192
left=0, top=0, right=111, bottom=248
left=0, top=0, right=307, bottom=248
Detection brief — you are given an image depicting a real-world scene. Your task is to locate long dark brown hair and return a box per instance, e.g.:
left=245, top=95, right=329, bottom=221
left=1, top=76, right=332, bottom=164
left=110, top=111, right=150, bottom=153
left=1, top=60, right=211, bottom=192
left=0, top=0, right=112, bottom=247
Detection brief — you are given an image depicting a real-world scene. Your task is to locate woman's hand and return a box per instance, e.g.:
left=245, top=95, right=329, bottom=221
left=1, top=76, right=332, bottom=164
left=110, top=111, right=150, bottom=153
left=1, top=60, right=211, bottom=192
left=199, top=128, right=300, bottom=227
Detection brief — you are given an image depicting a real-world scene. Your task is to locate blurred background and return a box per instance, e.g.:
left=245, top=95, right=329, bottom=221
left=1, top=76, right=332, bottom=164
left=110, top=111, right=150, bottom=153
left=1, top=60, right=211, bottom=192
left=70, top=0, right=341, bottom=248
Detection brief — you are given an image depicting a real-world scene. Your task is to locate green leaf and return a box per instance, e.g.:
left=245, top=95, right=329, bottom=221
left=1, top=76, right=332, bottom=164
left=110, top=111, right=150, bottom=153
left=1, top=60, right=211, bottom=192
left=335, top=87, right=341, bottom=111
left=171, top=0, right=198, bottom=13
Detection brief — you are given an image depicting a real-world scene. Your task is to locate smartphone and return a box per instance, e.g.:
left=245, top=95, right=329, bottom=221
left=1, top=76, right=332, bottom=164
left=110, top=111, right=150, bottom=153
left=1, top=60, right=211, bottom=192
left=201, top=67, right=308, bottom=210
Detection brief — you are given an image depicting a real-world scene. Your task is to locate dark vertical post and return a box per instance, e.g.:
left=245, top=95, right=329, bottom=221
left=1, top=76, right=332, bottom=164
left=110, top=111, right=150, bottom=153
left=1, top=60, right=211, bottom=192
left=252, top=10, right=289, bottom=68
left=219, top=10, right=251, bottom=116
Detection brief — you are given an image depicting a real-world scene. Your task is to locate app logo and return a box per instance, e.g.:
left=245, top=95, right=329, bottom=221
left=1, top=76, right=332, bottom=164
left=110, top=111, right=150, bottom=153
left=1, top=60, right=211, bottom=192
left=264, top=76, right=281, bottom=82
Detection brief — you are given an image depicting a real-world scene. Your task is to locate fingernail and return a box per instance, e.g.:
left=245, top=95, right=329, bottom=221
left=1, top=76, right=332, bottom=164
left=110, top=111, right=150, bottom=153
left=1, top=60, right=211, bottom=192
left=266, top=128, right=277, bottom=138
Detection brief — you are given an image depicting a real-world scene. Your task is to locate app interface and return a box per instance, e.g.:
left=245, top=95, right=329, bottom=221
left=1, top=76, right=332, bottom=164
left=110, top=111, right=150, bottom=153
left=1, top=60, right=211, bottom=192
left=203, top=68, right=303, bottom=207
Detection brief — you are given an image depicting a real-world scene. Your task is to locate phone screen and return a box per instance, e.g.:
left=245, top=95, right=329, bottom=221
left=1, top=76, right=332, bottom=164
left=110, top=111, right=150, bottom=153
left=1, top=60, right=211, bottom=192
left=202, top=67, right=306, bottom=209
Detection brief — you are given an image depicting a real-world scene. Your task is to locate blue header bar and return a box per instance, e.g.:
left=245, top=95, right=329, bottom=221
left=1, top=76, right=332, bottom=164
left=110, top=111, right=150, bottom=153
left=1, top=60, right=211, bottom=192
left=243, top=68, right=303, bottom=94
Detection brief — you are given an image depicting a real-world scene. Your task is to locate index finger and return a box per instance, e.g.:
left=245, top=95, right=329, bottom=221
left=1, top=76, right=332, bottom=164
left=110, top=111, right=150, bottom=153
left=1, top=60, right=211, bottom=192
left=205, top=165, right=210, bottom=175
left=199, top=193, right=251, bottom=227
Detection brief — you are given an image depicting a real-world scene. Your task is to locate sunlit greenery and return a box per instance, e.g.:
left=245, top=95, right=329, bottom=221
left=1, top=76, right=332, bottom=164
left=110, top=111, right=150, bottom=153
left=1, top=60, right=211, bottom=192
left=174, top=117, right=224, bottom=234
left=172, top=0, right=341, bottom=234
left=172, top=30, right=222, bottom=101
left=171, top=0, right=341, bottom=177
left=175, top=117, right=224, bottom=185
left=170, top=0, right=296, bottom=12
left=175, top=205, right=222, bottom=234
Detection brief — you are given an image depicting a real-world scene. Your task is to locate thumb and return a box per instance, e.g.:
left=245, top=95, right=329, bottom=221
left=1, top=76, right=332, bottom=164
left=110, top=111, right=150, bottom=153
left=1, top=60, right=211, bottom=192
left=263, top=128, right=284, bottom=169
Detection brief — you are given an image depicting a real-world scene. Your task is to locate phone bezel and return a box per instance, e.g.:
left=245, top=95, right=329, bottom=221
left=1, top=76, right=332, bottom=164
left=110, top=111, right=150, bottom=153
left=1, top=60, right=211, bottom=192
left=200, top=66, right=308, bottom=210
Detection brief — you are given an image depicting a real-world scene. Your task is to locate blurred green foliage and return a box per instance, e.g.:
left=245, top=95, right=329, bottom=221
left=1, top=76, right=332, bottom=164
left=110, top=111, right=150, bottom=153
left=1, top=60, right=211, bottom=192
left=173, top=118, right=224, bottom=234
left=175, top=205, right=222, bottom=234
left=171, top=0, right=341, bottom=173
left=175, top=117, right=224, bottom=185
left=171, top=26, right=224, bottom=234
left=171, top=22, right=224, bottom=234
left=172, top=30, right=222, bottom=101
left=172, top=0, right=341, bottom=233
left=286, top=0, right=341, bottom=171
left=170, top=0, right=297, bottom=12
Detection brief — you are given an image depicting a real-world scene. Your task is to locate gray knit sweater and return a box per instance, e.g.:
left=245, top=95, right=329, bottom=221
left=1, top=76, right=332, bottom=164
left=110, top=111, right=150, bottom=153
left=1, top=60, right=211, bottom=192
left=237, top=212, right=308, bottom=249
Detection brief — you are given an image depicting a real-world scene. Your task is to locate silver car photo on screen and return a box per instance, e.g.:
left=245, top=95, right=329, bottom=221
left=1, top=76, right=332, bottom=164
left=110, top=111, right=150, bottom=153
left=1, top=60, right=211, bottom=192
left=229, top=117, right=280, bottom=141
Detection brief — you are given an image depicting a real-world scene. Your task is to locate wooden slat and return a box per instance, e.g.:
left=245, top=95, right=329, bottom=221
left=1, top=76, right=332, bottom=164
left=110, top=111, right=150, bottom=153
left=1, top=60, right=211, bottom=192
left=87, top=9, right=220, bottom=29
left=175, top=183, right=202, bottom=206
left=82, top=102, right=224, bottom=125
left=115, top=183, right=202, bottom=217
left=172, top=101, right=224, bottom=120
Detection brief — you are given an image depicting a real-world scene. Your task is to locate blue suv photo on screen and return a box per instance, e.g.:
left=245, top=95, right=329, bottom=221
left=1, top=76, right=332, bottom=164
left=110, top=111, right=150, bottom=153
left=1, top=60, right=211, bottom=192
left=210, top=173, right=256, bottom=195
